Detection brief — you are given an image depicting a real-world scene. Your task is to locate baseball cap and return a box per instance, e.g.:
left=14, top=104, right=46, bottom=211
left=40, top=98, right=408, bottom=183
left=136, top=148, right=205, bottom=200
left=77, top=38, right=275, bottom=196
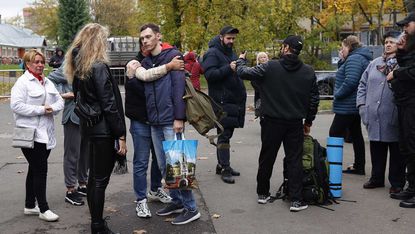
left=397, top=12, right=415, bottom=27
left=283, top=35, right=303, bottom=53
left=220, top=26, right=239, bottom=35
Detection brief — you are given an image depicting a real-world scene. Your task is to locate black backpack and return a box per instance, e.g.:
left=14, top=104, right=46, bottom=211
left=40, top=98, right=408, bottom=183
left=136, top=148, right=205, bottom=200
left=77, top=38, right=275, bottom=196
left=275, top=135, right=333, bottom=206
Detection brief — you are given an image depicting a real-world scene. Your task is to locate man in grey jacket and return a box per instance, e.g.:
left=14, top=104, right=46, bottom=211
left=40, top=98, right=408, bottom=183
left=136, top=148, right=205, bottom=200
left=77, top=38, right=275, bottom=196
left=48, top=66, right=88, bottom=206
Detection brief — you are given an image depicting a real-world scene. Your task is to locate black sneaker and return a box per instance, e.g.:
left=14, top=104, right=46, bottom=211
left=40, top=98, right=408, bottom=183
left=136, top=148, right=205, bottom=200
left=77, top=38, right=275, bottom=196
left=171, top=209, right=201, bottom=225
left=257, top=194, right=271, bottom=204
left=290, top=200, right=308, bottom=212
left=156, top=203, right=184, bottom=216
left=65, top=191, right=85, bottom=206
left=221, top=168, right=235, bottom=184
left=77, top=186, right=87, bottom=197
left=215, top=164, right=240, bottom=176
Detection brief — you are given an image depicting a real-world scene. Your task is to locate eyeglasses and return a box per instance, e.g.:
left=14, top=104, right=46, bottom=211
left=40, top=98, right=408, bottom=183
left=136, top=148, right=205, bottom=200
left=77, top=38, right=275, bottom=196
left=33, top=60, right=45, bottom=64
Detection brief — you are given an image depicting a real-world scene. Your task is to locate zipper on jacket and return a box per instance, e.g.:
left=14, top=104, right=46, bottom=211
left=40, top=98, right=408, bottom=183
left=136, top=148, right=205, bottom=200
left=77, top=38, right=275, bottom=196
left=152, top=63, right=160, bottom=124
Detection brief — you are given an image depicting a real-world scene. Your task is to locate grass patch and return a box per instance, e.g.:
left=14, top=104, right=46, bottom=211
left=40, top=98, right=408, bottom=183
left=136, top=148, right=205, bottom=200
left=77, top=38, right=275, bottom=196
left=0, top=64, right=21, bottom=70
left=319, top=100, right=332, bottom=111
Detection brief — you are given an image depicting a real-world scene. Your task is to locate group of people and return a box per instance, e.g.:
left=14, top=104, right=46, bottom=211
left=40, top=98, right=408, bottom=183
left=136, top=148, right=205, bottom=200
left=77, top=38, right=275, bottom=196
left=9, top=11, right=415, bottom=234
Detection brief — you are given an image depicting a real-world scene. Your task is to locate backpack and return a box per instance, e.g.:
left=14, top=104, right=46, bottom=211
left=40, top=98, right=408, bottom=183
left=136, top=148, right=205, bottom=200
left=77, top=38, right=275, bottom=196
left=183, top=77, right=226, bottom=146
left=276, top=135, right=333, bottom=206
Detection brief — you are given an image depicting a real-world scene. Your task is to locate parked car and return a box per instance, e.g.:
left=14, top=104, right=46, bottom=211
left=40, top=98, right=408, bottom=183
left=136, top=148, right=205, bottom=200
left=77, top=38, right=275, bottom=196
left=316, top=71, right=336, bottom=97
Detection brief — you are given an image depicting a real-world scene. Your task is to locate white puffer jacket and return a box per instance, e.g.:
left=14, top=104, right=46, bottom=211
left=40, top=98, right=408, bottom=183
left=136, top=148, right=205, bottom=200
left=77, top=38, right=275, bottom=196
left=11, top=71, right=64, bottom=149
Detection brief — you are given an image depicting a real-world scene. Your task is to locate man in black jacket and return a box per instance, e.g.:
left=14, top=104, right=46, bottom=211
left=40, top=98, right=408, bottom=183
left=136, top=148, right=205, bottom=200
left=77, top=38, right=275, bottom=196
left=202, top=26, right=247, bottom=184
left=387, top=12, right=415, bottom=208
left=236, top=35, right=319, bottom=212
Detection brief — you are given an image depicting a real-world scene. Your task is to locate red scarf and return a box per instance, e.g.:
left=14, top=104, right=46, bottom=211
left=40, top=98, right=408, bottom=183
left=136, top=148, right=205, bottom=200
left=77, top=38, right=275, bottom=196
left=28, top=69, right=44, bottom=85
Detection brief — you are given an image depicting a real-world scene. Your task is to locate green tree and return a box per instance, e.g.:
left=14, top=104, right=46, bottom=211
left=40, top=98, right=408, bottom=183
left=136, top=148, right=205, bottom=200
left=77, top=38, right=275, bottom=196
left=58, top=0, right=90, bottom=50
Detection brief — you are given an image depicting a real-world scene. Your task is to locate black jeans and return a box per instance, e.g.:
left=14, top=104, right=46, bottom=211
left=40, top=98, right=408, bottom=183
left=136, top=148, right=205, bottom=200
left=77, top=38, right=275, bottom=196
left=257, top=117, right=304, bottom=201
left=21, top=142, right=51, bottom=213
left=87, top=137, right=116, bottom=224
left=329, top=114, right=366, bottom=170
left=369, top=141, right=406, bottom=188
left=216, top=127, right=235, bottom=169
left=398, top=106, right=415, bottom=188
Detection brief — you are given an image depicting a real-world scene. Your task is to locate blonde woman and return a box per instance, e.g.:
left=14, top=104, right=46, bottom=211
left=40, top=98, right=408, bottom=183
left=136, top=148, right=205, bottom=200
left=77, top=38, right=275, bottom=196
left=252, top=52, right=269, bottom=117
left=64, top=23, right=126, bottom=234
left=11, top=49, right=64, bottom=222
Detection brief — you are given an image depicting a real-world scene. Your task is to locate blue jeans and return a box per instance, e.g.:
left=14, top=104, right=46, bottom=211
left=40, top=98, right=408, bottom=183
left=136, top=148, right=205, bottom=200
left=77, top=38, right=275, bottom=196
left=151, top=125, right=197, bottom=211
left=130, top=120, right=163, bottom=201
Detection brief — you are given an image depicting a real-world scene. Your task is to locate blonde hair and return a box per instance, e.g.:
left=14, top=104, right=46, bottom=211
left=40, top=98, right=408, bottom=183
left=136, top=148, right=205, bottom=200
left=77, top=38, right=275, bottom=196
left=256, top=52, right=269, bottom=65
left=342, top=35, right=362, bottom=53
left=23, top=49, right=45, bottom=69
left=64, top=23, right=109, bottom=82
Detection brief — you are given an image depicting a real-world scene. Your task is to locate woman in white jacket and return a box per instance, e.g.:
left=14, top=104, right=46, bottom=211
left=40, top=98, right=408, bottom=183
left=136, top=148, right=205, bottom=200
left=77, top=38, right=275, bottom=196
left=10, top=49, right=64, bottom=222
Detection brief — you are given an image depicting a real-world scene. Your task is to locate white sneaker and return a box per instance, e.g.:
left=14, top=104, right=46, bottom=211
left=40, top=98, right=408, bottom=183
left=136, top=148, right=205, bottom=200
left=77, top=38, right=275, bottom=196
left=136, top=199, right=151, bottom=218
left=24, top=206, right=40, bottom=215
left=147, top=188, right=172, bottom=203
left=39, top=210, right=59, bottom=222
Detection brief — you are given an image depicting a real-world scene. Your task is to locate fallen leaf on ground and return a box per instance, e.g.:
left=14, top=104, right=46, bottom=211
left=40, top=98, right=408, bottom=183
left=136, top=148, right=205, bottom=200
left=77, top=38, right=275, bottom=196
left=133, top=229, right=147, bottom=234
left=104, top=207, right=118, bottom=213
left=236, top=141, right=243, bottom=144
left=16, top=156, right=24, bottom=159
left=164, top=218, right=174, bottom=222
left=197, top=156, right=208, bottom=160
left=212, top=214, right=221, bottom=219
left=17, top=170, right=24, bottom=174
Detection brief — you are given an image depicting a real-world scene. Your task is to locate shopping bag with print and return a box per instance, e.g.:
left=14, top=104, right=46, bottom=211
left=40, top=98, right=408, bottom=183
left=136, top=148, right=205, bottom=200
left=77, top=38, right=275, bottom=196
left=163, top=133, right=198, bottom=189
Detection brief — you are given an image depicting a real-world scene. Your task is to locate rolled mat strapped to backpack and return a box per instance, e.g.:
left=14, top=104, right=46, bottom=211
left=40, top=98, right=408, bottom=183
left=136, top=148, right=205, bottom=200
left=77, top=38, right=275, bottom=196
left=327, top=137, right=344, bottom=198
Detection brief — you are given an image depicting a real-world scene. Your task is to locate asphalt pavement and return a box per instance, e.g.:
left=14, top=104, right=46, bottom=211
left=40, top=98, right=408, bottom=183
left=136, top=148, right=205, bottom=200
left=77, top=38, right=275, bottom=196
left=1, top=93, right=415, bottom=234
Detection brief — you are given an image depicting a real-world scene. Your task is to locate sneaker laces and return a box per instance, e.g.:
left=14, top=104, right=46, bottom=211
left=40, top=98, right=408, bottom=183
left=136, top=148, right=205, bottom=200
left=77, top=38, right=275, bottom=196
left=156, top=188, right=170, bottom=199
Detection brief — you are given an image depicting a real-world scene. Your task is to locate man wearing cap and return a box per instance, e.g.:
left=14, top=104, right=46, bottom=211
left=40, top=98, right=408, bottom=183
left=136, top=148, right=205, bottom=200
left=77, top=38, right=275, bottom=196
left=236, top=35, right=319, bottom=212
left=387, top=12, right=415, bottom=208
left=201, top=26, right=247, bottom=184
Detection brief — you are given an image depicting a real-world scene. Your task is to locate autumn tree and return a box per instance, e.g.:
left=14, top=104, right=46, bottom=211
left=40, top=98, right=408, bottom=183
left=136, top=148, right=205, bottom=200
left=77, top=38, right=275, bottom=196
left=58, top=0, right=90, bottom=50
left=4, top=15, right=24, bottom=28
left=25, top=0, right=59, bottom=43
left=90, top=0, right=138, bottom=36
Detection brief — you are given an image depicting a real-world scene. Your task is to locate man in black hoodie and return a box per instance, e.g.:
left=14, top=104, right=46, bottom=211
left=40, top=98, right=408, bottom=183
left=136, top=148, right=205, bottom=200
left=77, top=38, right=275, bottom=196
left=202, top=26, right=247, bottom=184
left=236, top=35, right=319, bottom=212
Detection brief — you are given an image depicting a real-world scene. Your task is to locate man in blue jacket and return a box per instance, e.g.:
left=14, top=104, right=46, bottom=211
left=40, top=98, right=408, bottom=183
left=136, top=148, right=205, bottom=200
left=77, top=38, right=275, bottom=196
left=139, top=23, right=200, bottom=225
left=202, top=26, right=247, bottom=184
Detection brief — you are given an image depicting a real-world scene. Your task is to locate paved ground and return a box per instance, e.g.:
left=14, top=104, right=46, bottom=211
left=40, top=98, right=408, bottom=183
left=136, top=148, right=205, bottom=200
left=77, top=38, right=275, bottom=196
left=1, top=93, right=415, bottom=234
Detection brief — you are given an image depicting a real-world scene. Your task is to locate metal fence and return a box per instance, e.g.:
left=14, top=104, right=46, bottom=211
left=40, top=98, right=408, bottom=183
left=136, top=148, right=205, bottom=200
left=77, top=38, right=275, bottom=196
left=0, top=67, right=126, bottom=97
left=1, top=68, right=334, bottom=99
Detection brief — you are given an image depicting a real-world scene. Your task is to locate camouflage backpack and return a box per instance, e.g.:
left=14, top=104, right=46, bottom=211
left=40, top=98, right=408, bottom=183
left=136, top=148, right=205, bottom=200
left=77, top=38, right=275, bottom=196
left=183, top=78, right=225, bottom=145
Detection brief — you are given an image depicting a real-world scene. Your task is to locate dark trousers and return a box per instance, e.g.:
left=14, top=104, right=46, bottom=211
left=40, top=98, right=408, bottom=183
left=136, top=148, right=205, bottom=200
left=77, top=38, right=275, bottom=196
left=398, top=106, right=415, bottom=188
left=369, top=141, right=406, bottom=188
left=87, top=137, right=116, bottom=223
left=22, top=142, right=51, bottom=213
left=217, top=128, right=235, bottom=168
left=257, top=117, right=304, bottom=201
left=329, top=114, right=366, bottom=170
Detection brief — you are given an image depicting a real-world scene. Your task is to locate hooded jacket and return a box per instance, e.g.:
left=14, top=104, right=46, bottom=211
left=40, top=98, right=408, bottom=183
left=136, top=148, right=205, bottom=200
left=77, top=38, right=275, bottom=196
left=202, top=35, right=247, bottom=128
left=236, top=54, right=319, bottom=124
left=333, top=47, right=372, bottom=114
left=184, top=51, right=203, bottom=90
left=49, top=48, right=64, bottom=68
left=140, top=43, right=186, bottom=125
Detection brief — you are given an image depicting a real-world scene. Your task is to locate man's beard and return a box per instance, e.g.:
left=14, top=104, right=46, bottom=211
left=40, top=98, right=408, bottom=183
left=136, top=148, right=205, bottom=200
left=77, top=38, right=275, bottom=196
left=405, top=32, right=415, bottom=52
left=223, top=42, right=233, bottom=49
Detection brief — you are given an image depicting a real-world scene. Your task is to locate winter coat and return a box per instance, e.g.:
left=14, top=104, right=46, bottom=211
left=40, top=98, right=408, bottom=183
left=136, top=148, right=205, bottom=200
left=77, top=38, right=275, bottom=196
left=184, top=51, right=203, bottom=90
left=11, top=71, right=64, bottom=149
left=236, top=54, right=319, bottom=124
left=140, top=44, right=186, bottom=125
left=202, top=35, right=247, bottom=128
left=49, top=48, right=64, bottom=68
left=391, top=49, right=415, bottom=106
left=357, top=56, right=399, bottom=142
left=333, top=47, right=372, bottom=114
